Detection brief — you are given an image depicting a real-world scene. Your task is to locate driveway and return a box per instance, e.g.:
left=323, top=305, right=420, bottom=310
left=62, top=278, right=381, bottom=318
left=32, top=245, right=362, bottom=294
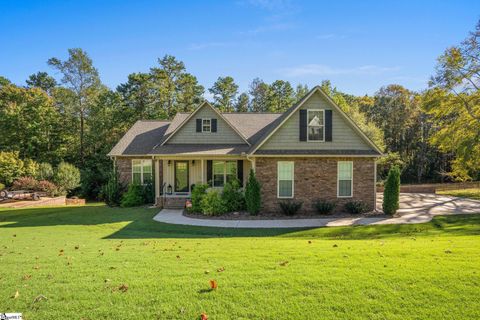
left=153, top=193, right=480, bottom=228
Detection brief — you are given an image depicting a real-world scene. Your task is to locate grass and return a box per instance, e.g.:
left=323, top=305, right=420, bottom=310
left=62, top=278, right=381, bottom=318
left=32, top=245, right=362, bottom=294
left=0, top=204, right=479, bottom=319
left=437, top=187, right=480, bottom=200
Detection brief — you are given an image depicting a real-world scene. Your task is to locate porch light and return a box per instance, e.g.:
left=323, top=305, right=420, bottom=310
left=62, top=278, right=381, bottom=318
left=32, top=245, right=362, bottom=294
left=167, top=184, right=173, bottom=194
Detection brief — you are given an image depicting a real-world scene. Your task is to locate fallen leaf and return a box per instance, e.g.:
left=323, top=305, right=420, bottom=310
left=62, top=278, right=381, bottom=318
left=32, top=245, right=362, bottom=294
left=33, top=265, right=40, bottom=270
left=200, top=312, right=208, bottom=320
left=104, top=279, right=111, bottom=283
left=22, top=274, right=32, bottom=281
left=279, top=261, right=289, bottom=266
left=118, top=284, right=128, bottom=293
left=217, top=267, right=225, bottom=272
left=12, top=290, right=19, bottom=299
left=204, top=270, right=210, bottom=274
left=33, top=294, right=47, bottom=303
left=209, top=280, right=218, bottom=290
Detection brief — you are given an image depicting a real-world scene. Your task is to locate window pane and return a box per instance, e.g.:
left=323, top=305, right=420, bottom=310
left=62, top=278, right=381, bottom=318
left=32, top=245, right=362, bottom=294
left=339, top=180, right=352, bottom=197
left=308, top=110, right=323, bottom=126
left=202, top=119, right=211, bottom=132
left=308, top=127, right=323, bottom=141
left=213, top=161, right=224, bottom=187
left=278, top=162, right=293, bottom=180
left=279, top=180, right=293, bottom=197
left=133, top=172, right=142, bottom=184
left=143, top=161, right=152, bottom=173
left=132, top=160, right=142, bottom=173
left=226, top=161, right=237, bottom=183
left=338, top=162, right=352, bottom=180
left=143, top=173, right=153, bottom=183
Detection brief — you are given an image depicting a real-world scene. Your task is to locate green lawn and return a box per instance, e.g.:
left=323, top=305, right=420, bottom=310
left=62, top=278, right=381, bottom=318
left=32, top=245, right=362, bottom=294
left=437, top=187, right=480, bottom=200
left=1, top=205, right=479, bottom=319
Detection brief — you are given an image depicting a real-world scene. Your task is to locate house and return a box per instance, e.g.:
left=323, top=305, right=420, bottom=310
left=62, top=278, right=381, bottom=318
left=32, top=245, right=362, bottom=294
left=108, top=86, right=382, bottom=212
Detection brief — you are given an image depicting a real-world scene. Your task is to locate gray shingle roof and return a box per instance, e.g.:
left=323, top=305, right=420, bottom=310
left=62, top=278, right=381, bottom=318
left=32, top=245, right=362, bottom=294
left=221, top=113, right=282, bottom=144
left=107, top=120, right=170, bottom=156
left=150, top=144, right=250, bottom=155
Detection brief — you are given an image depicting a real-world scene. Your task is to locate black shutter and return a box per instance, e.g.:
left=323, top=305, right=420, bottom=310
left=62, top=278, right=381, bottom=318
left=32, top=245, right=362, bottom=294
left=299, top=109, right=307, bottom=141
left=196, top=119, right=202, bottom=132
left=207, top=160, right=213, bottom=186
left=237, top=160, right=244, bottom=186
left=325, top=110, right=332, bottom=142
left=211, top=118, right=217, bottom=132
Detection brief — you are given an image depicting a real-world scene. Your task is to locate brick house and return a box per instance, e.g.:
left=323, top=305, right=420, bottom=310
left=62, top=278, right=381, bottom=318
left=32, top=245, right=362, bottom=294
left=108, top=86, right=382, bottom=212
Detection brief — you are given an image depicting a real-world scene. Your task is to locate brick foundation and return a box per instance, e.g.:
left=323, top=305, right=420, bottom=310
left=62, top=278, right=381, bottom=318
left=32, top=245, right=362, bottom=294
left=255, top=157, right=376, bottom=214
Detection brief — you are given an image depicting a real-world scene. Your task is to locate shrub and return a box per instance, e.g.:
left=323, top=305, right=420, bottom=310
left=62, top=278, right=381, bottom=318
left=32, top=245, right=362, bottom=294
left=12, top=176, right=39, bottom=191
left=201, top=190, right=227, bottom=216
left=37, top=180, right=59, bottom=197
left=0, top=151, right=24, bottom=185
left=345, top=201, right=369, bottom=214
left=279, top=200, right=303, bottom=216
left=0, top=183, right=4, bottom=191
left=142, top=180, right=155, bottom=204
left=190, top=184, right=208, bottom=213
left=36, top=162, right=54, bottom=181
left=222, top=178, right=245, bottom=212
left=245, top=169, right=261, bottom=215
left=314, top=199, right=336, bottom=215
left=54, top=162, right=81, bottom=195
left=120, top=184, right=145, bottom=207
left=101, top=169, right=124, bottom=207
left=383, top=165, right=401, bottom=215
left=23, top=158, right=39, bottom=178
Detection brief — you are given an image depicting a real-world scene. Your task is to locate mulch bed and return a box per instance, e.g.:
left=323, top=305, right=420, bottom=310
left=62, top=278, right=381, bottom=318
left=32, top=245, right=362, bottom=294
left=183, top=210, right=386, bottom=220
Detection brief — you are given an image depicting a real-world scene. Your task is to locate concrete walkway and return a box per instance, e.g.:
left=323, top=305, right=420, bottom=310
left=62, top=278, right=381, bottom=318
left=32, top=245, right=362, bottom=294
left=152, top=193, right=480, bottom=228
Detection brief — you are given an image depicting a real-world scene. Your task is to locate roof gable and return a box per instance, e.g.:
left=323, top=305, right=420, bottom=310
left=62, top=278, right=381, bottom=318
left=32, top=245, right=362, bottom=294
left=160, top=101, right=250, bottom=145
left=249, top=86, right=383, bottom=155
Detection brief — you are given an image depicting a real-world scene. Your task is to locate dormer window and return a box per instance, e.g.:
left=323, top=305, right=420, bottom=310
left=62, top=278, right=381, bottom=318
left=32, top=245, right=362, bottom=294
left=202, top=119, right=211, bottom=132
left=307, top=110, right=324, bottom=142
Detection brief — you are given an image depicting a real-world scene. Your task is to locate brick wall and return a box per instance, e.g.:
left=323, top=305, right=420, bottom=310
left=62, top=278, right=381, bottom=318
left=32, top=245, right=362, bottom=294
left=255, top=157, right=376, bottom=214
left=115, top=157, right=162, bottom=188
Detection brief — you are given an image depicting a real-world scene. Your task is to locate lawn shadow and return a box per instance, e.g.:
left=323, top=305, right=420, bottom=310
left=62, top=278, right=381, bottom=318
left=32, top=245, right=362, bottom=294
left=0, top=204, right=479, bottom=240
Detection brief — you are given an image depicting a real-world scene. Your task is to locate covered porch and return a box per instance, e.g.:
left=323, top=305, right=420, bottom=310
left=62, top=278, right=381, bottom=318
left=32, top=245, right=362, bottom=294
left=154, top=156, right=253, bottom=208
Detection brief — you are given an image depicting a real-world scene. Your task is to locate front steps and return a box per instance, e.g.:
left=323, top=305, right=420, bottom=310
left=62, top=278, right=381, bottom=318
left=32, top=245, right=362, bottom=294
left=160, top=196, right=188, bottom=209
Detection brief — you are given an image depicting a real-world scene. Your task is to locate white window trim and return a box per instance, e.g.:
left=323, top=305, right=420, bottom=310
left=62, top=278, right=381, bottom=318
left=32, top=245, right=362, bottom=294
left=277, top=161, right=294, bottom=199
left=212, top=160, right=237, bottom=188
left=202, top=118, right=211, bottom=133
left=131, top=159, right=153, bottom=185
left=306, top=109, right=325, bottom=142
left=337, top=161, right=353, bottom=198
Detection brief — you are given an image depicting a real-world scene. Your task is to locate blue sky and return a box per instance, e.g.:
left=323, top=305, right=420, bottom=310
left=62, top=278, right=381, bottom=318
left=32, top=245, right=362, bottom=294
left=1, top=0, right=479, bottom=96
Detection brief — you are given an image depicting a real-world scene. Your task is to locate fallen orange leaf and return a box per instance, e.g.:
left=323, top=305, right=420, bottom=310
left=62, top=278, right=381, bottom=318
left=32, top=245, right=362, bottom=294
left=209, top=280, right=218, bottom=290
left=200, top=312, right=208, bottom=320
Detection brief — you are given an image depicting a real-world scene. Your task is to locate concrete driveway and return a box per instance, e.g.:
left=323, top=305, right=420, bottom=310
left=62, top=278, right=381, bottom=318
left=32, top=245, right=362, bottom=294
left=153, top=193, right=480, bottom=228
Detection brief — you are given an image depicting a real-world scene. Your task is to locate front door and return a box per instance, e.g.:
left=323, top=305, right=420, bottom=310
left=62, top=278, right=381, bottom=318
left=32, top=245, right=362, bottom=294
left=174, top=161, right=189, bottom=193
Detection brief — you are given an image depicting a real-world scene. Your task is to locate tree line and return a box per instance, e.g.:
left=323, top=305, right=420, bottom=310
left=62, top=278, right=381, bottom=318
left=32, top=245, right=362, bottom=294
left=1, top=20, right=479, bottom=198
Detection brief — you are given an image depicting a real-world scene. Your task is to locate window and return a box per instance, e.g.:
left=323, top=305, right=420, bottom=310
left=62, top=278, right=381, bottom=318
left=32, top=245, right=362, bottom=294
left=202, top=118, right=211, bottom=132
left=132, top=159, right=152, bottom=185
left=212, top=161, right=237, bottom=187
left=277, top=161, right=294, bottom=198
left=307, top=110, right=324, bottom=141
left=338, top=161, right=353, bottom=197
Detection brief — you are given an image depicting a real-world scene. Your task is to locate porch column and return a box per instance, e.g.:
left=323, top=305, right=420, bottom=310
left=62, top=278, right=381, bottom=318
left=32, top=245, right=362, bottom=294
left=155, top=159, right=160, bottom=199
left=201, top=159, right=205, bottom=184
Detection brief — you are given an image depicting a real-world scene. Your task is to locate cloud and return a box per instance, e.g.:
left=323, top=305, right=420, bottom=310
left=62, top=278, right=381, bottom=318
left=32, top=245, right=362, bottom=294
left=188, top=41, right=235, bottom=50
left=280, top=64, right=401, bottom=77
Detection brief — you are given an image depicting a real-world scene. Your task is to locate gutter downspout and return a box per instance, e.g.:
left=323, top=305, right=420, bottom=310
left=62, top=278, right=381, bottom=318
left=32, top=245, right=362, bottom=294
left=245, top=153, right=255, bottom=172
